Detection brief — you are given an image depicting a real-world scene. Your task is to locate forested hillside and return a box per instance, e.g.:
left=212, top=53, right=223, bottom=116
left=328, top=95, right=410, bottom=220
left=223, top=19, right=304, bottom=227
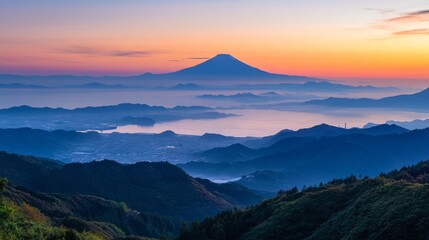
left=0, top=152, right=263, bottom=221
left=0, top=177, right=104, bottom=240
left=179, top=160, right=429, bottom=240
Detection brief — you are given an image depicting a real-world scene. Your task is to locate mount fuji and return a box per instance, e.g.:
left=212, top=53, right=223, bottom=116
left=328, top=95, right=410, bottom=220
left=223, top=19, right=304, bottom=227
left=137, top=54, right=319, bottom=82
left=0, top=54, right=323, bottom=83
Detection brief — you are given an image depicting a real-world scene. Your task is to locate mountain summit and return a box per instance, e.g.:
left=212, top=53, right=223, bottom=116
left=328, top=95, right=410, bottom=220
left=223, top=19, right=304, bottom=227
left=174, top=54, right=268, bottom=76
left=138, top=53, right=316, bottom=82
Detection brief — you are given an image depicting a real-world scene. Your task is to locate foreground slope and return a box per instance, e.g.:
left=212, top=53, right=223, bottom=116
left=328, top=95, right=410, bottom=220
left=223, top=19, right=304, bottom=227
left=3, top=184, right=182, bottom=239
left=0, top=179, right=103, bottom=240
left=179, top=160, right=429, bottom=240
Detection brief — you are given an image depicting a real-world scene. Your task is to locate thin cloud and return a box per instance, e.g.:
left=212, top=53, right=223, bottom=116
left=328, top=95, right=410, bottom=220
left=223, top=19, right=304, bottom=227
left=393, top=28, right=429, bottom=36
left=188, top=57, right=209, bottom=60
left=61, top=46, right=100, bottom=55
left=387, top=9, right=429, bottom=23
left=169, top=57, right=209, bottom=62
left=111, top=51, right=153, bottom=57
left=365, top=8, right=394, bottom=15
left=368, top=9, right=429, bottom=39
left=57, top=46, right=158, bottom=58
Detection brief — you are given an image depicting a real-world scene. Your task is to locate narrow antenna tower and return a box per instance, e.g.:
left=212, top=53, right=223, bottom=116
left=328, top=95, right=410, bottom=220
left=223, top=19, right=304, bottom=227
left=345, top=122, right=347, bottom=129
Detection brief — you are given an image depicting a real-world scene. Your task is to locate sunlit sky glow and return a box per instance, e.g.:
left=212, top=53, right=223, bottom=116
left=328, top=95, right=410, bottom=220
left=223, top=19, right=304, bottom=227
left=1, top=0, right=429, bottom=83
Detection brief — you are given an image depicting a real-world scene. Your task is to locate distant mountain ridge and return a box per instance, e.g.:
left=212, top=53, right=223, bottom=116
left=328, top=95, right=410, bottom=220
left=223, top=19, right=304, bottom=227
left=244, top=123, right=409, bottom=148
left=0, top=83, right=47, bottom=88
left=192, top=124, right=408, bottom=163
left=196, top=92, right=285, bottom=103
left=0, top=103, right=206, bottom=114
left=181, top=124, right=429, bottom=191
left=194, top=124, right=409, bottom=163
left=365, top=119, right=429, bottom=131
left=0, top=78, right=396, bottom=93
left=305, top=87, right=429, bottom=110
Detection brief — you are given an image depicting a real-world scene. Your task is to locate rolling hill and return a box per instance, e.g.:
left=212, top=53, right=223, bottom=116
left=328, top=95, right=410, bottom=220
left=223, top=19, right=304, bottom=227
left=0, top=184, right=103, bottom=240
left=2, top=184, right=183, bottom=239
left=0, top=152, right=263, bottom=220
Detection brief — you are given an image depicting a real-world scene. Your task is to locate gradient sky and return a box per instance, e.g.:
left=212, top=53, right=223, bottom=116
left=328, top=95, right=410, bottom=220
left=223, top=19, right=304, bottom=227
left=1, top=0, right=429, bottom=83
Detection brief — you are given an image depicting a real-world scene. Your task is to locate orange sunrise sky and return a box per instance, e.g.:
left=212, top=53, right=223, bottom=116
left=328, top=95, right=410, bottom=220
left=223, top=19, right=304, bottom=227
left=1, top=0, right=429, bottom=85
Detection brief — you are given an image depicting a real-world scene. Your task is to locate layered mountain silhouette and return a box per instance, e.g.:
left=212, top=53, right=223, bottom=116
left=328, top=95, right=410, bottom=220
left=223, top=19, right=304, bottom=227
left=244, top=123, right=409, bottom=148
left=305, top=87, right=429, bottom=110
left=191, top=124, right=408, bottom=163
left=180, top=124, right=429, bottom=191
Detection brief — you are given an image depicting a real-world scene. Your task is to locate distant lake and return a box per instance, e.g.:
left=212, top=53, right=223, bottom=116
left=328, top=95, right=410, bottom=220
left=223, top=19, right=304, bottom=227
left=1, top=88, right=426, bottom=137
left=100, top=109, right=429, bottom=137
